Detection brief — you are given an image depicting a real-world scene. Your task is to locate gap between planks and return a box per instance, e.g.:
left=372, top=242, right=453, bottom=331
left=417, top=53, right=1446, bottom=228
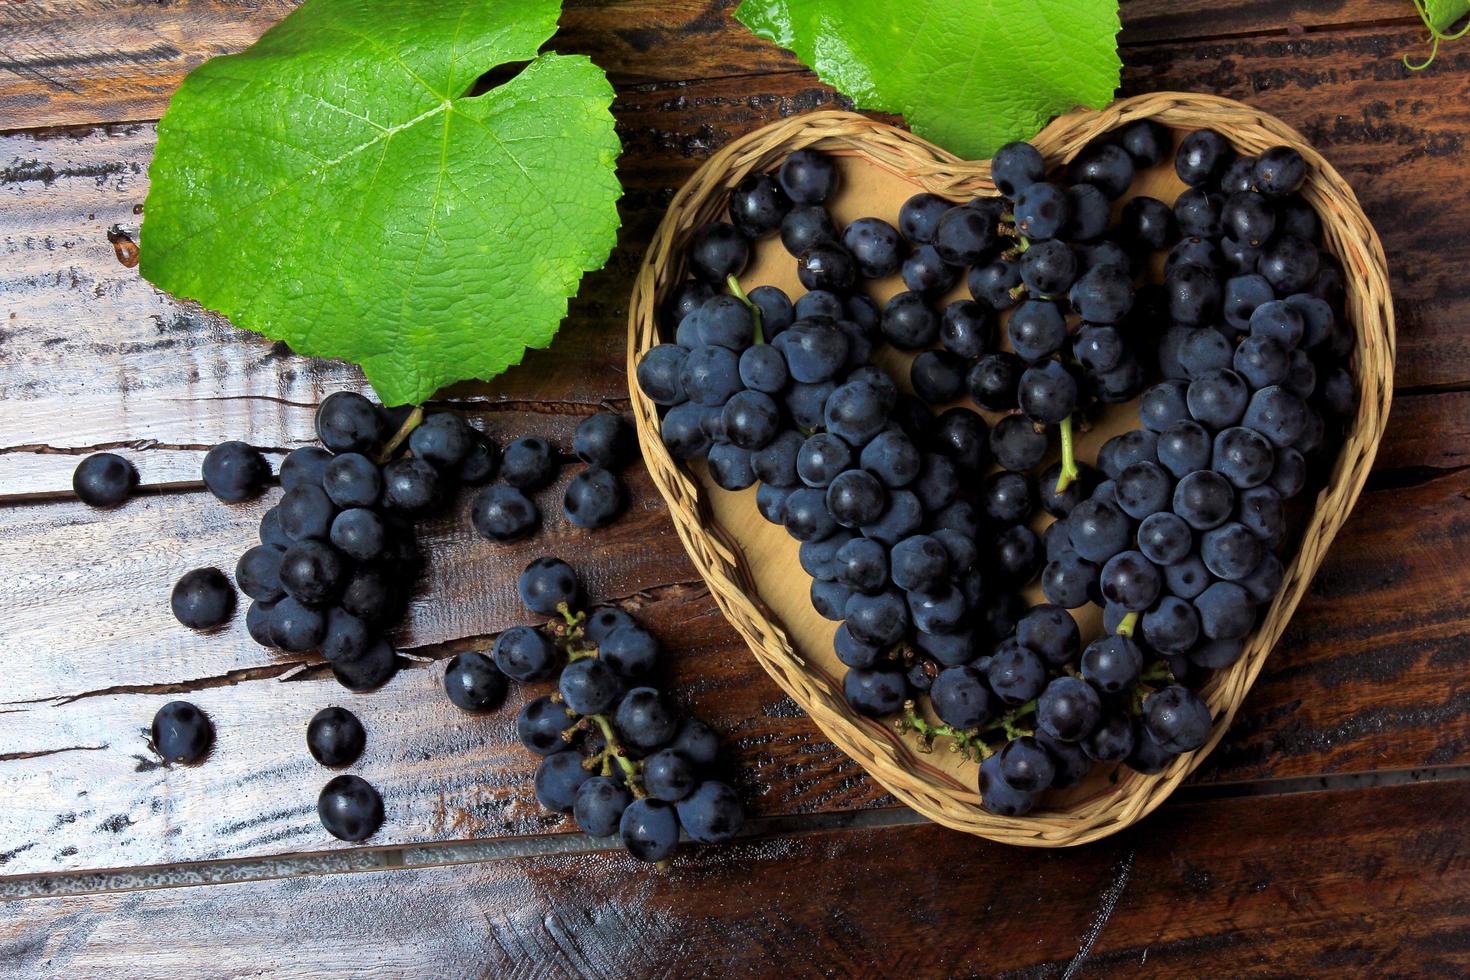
left=1119, top=13, right=1431, bottom=49
left=0, top=576, right=705, bottom=707
left=4, top=763, right=1469, bottom=902
left=5, top=432, right=1465, bottom=513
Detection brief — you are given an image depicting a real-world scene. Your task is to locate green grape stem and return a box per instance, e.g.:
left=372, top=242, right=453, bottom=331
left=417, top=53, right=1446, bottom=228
left=978, top=698, right=1038, bottom=738
left=1128, top=663, right=1178, bottom=714
left=1055, top=414, right=1080, bottom=494
left=1405, top=0, right=1470, bottom=70
left=726, top=272, right=764, bottom=344
left=549, top=603, right=597, bottom=659
left=583, top=746, right=615, bottom=778
left=587, top=713, right=643, bottom=795
left=898, top=701, right=982, bottom=761
left=375, top=405, right=424, bottom=464
left=1115, top=610, right=1140, bottom=638
left=898, top=698, right=1038, bottom=762
left=1002, top=236, right=1031, bottom=261
left=1139, top=661, right=1175, bottom=685
left=554, top=602, right=584, bottom=630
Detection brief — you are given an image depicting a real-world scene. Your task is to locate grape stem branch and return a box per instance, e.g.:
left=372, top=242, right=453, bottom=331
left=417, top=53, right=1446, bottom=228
left=897, top=697, right=1038, bottom=761
left=1055, top=414, right=1080, bottom=493
left=1115, top=611, right=1139, bottom=638
left=726, top=273, right=764, bottom=344
left=376, top=405, right=424, bottom=464
left=586, top=713, right=643, bottom=791
left=550, top=603, right=597, bottom=659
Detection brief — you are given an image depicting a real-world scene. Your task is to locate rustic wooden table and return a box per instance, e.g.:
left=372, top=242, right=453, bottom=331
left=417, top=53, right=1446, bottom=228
left=2, top=1, right=1469, bottom=975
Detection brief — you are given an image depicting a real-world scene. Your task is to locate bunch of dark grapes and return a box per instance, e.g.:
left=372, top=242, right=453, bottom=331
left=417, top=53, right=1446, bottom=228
left=1016, top=130, right=1354, bottom=809
left=637, top=126, right=1355, bottom=817
left=78, top=397, right=658, bottom=846
left=641, top=151, right=1013, bottom=707
left=177, top=394, right=505, bottom=692
left=152, top=397, right=639, bottom=689
left=440, top=557, right=745, bottom=862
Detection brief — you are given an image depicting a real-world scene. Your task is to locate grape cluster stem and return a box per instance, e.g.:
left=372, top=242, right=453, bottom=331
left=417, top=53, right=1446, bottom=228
left=897, top=697, right=1039, bottom=762
left=375, top=405, right=424, bottom=464
left=1114, top=610, right=1140, bottom=638
left=549, top=603, right=597, bottom=660
left=725, top=273, right=765, bottom=344
left=1055, top=414, right=1080, bottom=493
left=547, top=602, right=647, bottom=793
left=585, top=713, right=643, bottom=791
left=1127, top=661, right=1178, bottom=713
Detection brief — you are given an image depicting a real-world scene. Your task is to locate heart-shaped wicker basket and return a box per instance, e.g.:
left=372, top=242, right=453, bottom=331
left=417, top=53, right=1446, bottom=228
left=626, top=93, right=1394, bottom=846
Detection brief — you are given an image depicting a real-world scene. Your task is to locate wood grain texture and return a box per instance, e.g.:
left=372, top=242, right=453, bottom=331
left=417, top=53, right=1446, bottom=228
left=0, top=0, right=810, bottom=130
left=0, top=435, right=688, bottom=702
left=1376, top=389, right=1470, bottom=472
left=4, top=780, right=1468, bottom=977
left=1118, top=0, right=1422, bottom=45
left=0, top=1, right=1434, bottom=131
left=0, top=0, right=299, bottom=129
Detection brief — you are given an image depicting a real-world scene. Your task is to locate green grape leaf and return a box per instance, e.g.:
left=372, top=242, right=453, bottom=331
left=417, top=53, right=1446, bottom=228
left=140, top=0, right=622, bottom=406
left=1423, top=0, right=1470, bottom=31
left=734, top=0, right=1121, bottom=159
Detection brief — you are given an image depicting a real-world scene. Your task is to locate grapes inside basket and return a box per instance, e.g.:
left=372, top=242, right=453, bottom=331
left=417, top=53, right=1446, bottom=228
left=629, top=100, right=1391, bottom=840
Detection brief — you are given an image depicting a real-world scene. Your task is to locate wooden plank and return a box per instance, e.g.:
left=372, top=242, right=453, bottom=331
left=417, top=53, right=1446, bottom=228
left=3, top=780, right=1468, bottom=976
left=0, top=1, right=298, bottom=129
left=0, top=121, right=641, bottom=498
left=0, top=0, right=805, bottom=131
left=0, top=1, right=1430, bottom=131
left=17, top=374, right=1438, bottom=503
left=0, top=431, right=683, bottom=704
left=1118, top=0, right=1421, bottom=45
left=1376, top=389, right=1470, bottom=472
